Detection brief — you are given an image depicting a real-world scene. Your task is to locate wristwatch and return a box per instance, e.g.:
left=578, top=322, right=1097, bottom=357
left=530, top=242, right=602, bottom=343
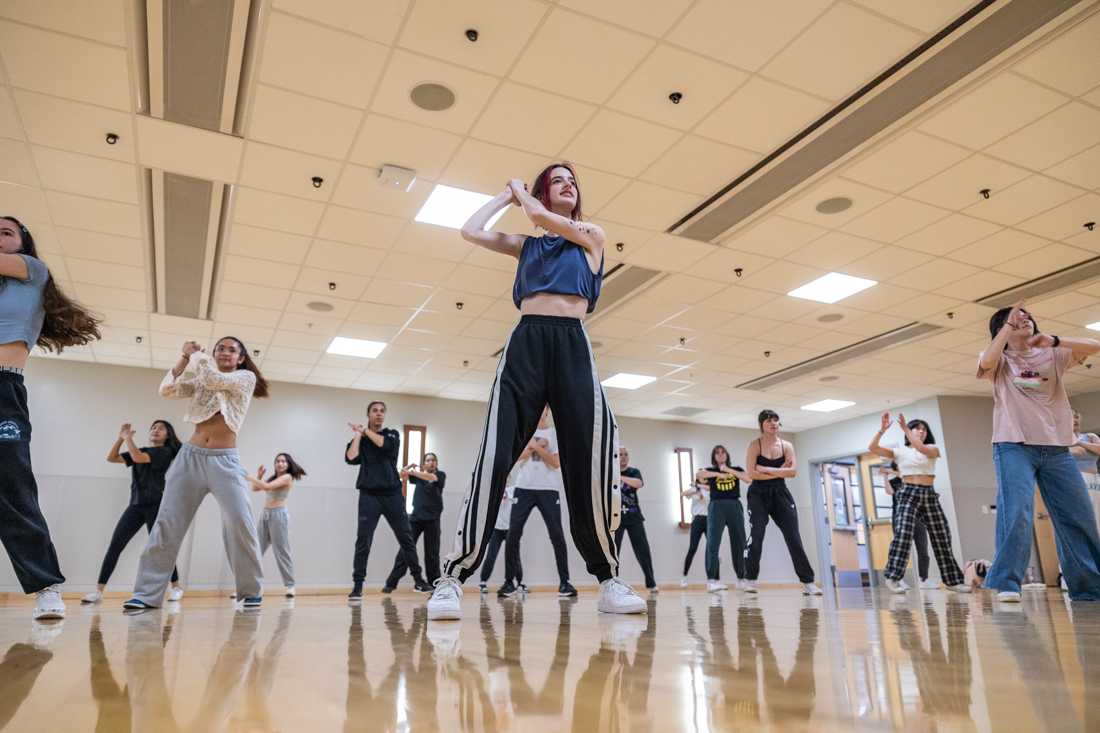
left=1052, top=335, right=1061, bottom=348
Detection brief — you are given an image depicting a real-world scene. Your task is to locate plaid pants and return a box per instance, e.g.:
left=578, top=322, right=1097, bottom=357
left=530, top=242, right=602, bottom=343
left=884, top=484, right=964, bottom=586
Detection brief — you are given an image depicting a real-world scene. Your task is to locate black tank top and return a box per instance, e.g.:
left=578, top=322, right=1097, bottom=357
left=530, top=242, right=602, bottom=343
left=754, top=438, right=787, bottom=489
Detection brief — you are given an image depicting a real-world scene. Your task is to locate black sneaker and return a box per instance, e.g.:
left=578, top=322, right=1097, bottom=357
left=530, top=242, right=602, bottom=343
left=348, top=583, right=363, bottom=601
left=381, top=585, right=395, bottom=594
left=479, top=582, right=488, bottom=594
left=497, top=580, right=518, bottom=598
left=414, top=579, right=434, bottom=593
left=122, top=598, right=158, bottom=612
left=558, top=582, right=577, bottom=598
left=242, top=596, right=262, bottom=608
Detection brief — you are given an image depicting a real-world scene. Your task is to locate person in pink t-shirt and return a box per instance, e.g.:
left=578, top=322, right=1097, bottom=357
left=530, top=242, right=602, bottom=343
left=977, top=302, right=1100, bottom=603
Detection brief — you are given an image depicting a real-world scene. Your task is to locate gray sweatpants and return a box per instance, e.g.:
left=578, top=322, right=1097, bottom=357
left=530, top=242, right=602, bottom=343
left=133, top=444, right=263, bottom=604
left=257, top=507, right=294, bottom=587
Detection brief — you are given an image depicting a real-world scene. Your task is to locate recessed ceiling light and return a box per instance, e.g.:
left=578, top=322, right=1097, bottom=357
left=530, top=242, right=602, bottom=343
left=410, top=82, right=455, bottom=111
left=815, top=196, right=852, bottom=214
left=415, top=184, right=508, bottom=230
left=801, top=399, right=855, bottom=412
left=327, top=336, right=386, bottom=359
left=789, top=272, right=876, bottom=304
left=602, top=373, right=657, bottom=390
left=1087, top=322, right=1100, bottom=332
left=307, top=301, right=335, bottom=312
left=817, top=313, right=844, bottom=323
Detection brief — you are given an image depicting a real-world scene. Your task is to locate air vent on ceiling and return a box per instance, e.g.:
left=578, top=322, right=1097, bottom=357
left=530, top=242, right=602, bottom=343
left=737, top=322, right=943, bottom=391
left=979, top=254, right=1100, bottom=308
left=662, top=406, right=709, bottom=418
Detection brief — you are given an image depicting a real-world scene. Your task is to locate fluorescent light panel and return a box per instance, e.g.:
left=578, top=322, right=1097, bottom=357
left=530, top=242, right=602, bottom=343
left=415, top=184, right=507, bottom=230
left=1087, top=322, right=1100, bottom=332
left=327, top=336, right=387, bottom=359
left=602, top=373, right=657, bottom=390
left=801, top=399, right=855, bottom=413
left=788, top=272, right=876, bottom=304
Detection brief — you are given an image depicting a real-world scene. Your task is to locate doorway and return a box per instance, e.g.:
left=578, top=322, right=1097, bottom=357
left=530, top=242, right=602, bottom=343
left=813, top=457, right=871, bottom=587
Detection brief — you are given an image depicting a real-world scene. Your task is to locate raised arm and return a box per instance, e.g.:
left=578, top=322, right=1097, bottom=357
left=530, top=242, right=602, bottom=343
left=405, top=467, right=439, bottom=482
left=106, top=423, right=128, bottom=464
left=509, top=179, right=604, bottom=257
left=460, top=190, right=526, bottom=257
left=0, top=252, right=31, bottom=280
left=193, top=351, right=256, bottom=396
left=897, top=413, right=939, bottom=458
left=620, top=471, right=643, bottom=490
left=978, top=301, right=1023, bottom=378
left=345, top=423, right=364, bottom=463
left=530, top=440, right=560, bottom=470
left=868, top=412, right=896, bottom=459
left=1080, top=434, right=1100, bottom=456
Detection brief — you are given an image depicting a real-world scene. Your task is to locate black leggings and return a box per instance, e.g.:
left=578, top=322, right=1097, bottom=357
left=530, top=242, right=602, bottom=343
left=683, top=515, right=708, bottom=576
left=615, top=514, right=656, bottom=588
left=386, top=518, right=440, bottom=587
left=479, top=528, right=522, bottom=584
left=353, top=492, right=422, bottom=584
left=893, top=497, right=930, bottom=580
left=745, top=482, right=815, bottom=583
left=98, top=503, right=179, bottom=586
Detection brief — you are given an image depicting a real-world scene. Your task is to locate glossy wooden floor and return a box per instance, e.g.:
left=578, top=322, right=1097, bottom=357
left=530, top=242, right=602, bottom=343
left=1, top=587, right=1097, bottom=732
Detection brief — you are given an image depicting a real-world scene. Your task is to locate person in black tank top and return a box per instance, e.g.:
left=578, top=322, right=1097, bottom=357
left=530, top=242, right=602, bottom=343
left=745, top=410, right=821, bottom=594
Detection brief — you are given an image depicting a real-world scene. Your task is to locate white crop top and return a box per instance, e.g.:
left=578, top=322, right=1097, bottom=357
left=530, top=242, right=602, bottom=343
left=894, top=444, right=937, bottom=476
left=159, top=352, right=256, bottom=434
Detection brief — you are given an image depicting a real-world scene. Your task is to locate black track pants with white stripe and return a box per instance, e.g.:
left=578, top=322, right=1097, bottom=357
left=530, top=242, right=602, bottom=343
left=442, top=314, right=621, bottom=583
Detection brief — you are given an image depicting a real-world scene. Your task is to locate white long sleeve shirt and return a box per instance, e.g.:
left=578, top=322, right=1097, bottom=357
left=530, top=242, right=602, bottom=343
left=159, top=352, right=256, bottom=434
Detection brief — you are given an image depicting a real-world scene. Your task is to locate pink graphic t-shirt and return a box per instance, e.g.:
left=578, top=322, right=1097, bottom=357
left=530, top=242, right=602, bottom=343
left=977, top=345, right=1078, bottom=446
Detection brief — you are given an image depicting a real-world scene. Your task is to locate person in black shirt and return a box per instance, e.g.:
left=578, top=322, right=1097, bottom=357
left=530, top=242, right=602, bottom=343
left=384, top=452, right=446, bottom=591
left=696, top=444, right=752, bottom=593
left=83, top=420, right=183, bottom=604
left=345, top=400, right=430, bottom=599
left=616, top=448, right=657, bottom=591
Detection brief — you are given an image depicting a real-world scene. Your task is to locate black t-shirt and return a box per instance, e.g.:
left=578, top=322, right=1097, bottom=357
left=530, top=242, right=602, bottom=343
left=121, top=446, right=175, bottom=506
left=345, top=428, right=401, bottom=494
left=705, top=465, right=743, bottom=500
left=620, top=467, right=644, bottom=519
left=889, top=475, right=904, bottom=505
left=410, top=470, right=446, bottom=521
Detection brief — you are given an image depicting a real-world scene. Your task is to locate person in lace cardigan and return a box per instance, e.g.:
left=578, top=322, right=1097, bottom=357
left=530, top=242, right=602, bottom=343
left=123, top=337, right=270, bottom=611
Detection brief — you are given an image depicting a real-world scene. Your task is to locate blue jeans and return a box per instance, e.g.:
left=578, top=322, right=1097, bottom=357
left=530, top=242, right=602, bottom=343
left=706, top=500, right=746, bottom=580
left=987, top=443, right=1100, bottom=601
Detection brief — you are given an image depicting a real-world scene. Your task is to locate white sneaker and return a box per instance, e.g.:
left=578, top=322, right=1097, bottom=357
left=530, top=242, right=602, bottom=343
left=285, top=586, right=296, bottom=598
left=706, top=580, right=725, bottom=593
left=33, top=586, right=65, bottom=620
left=81, top=591, right=102, bottom=605
left=597, top=578, right=647, bottom=614
left=919, top=579, right=939, bottom=590
left=945, top=584, right=972, bottom=594
left=599, top=613, right=647, bottom=649
left=743, top=580, right=758, bottom=594
left=680, top=577, right=688, bottom=588
left=427, top=577, right=463, bottom=620
left=802, top=583, right=823, bottom=596
left=426, top=623, right=461, bottom=660
left=996, top=590, right=1022, bottom=603
left=167, top=586, right=184, bottom=602
left=885, top=579, right=909, bottom=594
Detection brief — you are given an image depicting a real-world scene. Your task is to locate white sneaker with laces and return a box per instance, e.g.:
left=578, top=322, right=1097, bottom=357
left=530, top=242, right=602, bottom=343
left=706, top=580, right=725, bottom=593
left=81, top=590, right=103, bottom=605
left=33, top=586, right=65, bottom=620
left=997, top=590, right=1022, bottom=603
left=802, top=583, right=823, bottom=596
left=427, top=577, right=463, bottom=620
left=743, top=580, right=759, bottom=594
left=885, top=579, right=909, bottom=594
left=598, top=578, right=646, bottom=614
left=167, top=586, right=184, bottom=602
left=680, top=577, right=688, bottom=588
left=919, top=579, right=940, bottom=590
left=945, top=583, right=972, bottom=594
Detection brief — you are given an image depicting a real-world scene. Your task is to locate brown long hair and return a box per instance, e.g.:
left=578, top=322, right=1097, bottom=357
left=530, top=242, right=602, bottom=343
left=273, top=452, right=307, bottom=480
left=216, top=336, right=270, bottom=397
left=2, top=216, right=101, bottom=352
left=530, top=162, right=583, bottom=221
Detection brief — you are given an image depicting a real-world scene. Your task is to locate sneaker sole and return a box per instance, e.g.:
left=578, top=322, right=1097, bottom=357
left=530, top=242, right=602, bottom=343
left=32, top=611, right=65, bottom=620
left=598, top=604, right=646, bottom=614
left=427, top=608, right=462, bottom=620
left=80, top=599, right=100, bottom=605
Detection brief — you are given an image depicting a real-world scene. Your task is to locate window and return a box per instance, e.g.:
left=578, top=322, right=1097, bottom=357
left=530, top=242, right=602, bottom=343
left=870, top=464, right=893, bottom=521
left=675, top=447, right=695, bottom=527
left=402, top=425, right=427, bottom=513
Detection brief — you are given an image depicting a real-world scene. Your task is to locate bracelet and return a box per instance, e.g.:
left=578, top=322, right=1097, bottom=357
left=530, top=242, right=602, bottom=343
left=1052, top=335, right=1061, bottom=348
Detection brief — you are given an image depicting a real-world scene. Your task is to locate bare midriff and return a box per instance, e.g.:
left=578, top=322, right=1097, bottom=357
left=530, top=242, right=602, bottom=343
left=189, top=412, right=237, bottom=449
left=900, top=474, right=935, bottom=487
left=519, top=292, right=588, bottom=319
left=264, top=494, right=288, bottom=510
left=0, top=342, right=30, bottom=369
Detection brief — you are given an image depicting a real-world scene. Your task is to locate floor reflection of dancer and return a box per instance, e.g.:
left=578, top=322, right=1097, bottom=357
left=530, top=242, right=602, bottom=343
left=235, top=606, right=294, bottom=731
left=428, top=163, right=644, bottom=620
left=0, top=639, right=54, bottom=729
left=245, top=452, right=306, bottom=598
left=680, top=479, right=710, bottom=587
left=0, top=216, right=101, bottom=620
left=85, top=420, right=184, bottom=605
left=894, top=604, right=972, bottom=719
left=88, top=614, right=134, bottom=733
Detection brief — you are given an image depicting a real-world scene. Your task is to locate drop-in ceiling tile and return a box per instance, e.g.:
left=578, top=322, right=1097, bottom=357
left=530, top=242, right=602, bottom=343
left=597, top=181, right=699, bottom=231
left=260, top=12, right=387, bottom=108
left=233, top=188, right=324, bottom=238
left=72, top=282, right=146, bottom=311
left=426, top=289, right=495, bottom=319
left=889, top=258, right=980, bottom=291
left=563, top=109, right=682, bottom=179
left=377, top=252, right=458, bottom=286
left=739, top=260, right=826, bottom=296
left=238, top=143, right=340, bottom=202
left=921, top=303, right=997, bottom=329
left=905, top=153, right=1030, bottom=210
left=1012, top=12, right=1100, bottom=97
left=46, top=192, right=140, bottom=238
left=931, top=270, right=1022, bottom=300
left=278, top=311, right=345, bottom=336
left=786, top=232, right=881, bottom=270
left=211, top=323, right=274, bottom=347
left=760, top=3, right=921, bottom=101
left=249, top=85, right=362, bottom=159
left=223, top=255, right=299, bottom=289
left=13, top=90, right=134, bottom=162
left=695, top=76, right=829, bottom=153
left=284, top=290, right=356, bottom=320
left=359, top=278, right=435, bottom=308
left=295, top=267, right=371, bottom=300
left=445, top=264, right=517, bottom=297
left=843, top=245, right=934, bottom=282
left=261, top=361, right=313, bottom=380
left=608, top=45, right=747, bottom=131
left=994, top=242, right=1093, bottom=277
left=0, top=88, right=21, bottom=140
left=228, top=223, right=310, bottom=265
left=441, top=138, right=548, bottom=194
left=1066, top=227, right=1100, bottom=254
left=641, top=136, right=759, bottom=196
left=33, top=146, right=137, bottom=203
left=918, top=73, right=1067, bottom=150
left=0, top=0, right=127, bottom=45
left=986, top=103, right=1100, bottom=172
left=1016, top=193, right=1100, bottom=241
left=264, top=345, right=322, bottom=365
left=964, top=175, right=1082, bottom=225
left=271, top=329, right=332, bottom=351
left=217, top=282, right=292, bottom=311
left=332, top=167, right=435, bottom=219
left=842, top=197, right=950, bottom=243
left=461, top=318, right=514, bottom=342
left=272, top=0, right=408, bottom=45
left=55, top=228, right=141, bottom=265
left=848, top=0, right=975, bottom=33
left=624, top=233, right=717, bottom=273
left=1029, top=290, right=1097, bottom=319
left=641, top=274, right=727, bottom=305
left=559, top=0, right=693, bottom=37
left=1045, top=145, right=1100, bottom=192
left=0, top=21, right=130, bottom=110
left=346, top=300, right=418, bottom=326
left=894, top=213, right=1001, bottom=256
left=0, top=139, right=38, bottom=187
left=830, top=312, right=914, bottom=337
left=511, top=8, right=654, bottom=104
left=780, top=177, right=892, bottom=228
left=947, top=227, right=1048, bottom=267
left=348, top=115, right=462, bottom=181
left=316, top=206, right=405, bottom=248
left=398, top=0, right=546, bottom=74
left=304, top=240, right=387, bottom=277
left=845, top=132, right=970, bottom=194
left=371, top=50, right=499, bottom=134
left=407, top=309, right=472, bottom=334
left=214, top=303, right=283, bottom=328
left=1, top=183, right=47, bottom=223
left=397, top=223, right=473, bottom=263
left=66, top=258, right=143, bottom=290
left=471, top=82, right=595, bottom=158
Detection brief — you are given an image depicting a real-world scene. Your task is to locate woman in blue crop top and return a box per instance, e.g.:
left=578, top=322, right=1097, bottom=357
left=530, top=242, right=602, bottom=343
left=428, top=163, right=645, bottom=621
left=0, top=216, right=101, bottom=621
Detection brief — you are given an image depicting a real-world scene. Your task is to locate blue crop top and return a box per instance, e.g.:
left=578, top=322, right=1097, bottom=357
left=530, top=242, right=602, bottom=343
left=0, top=255, right=48, bottom=349
left=512, top=234, right=602, bottom=313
